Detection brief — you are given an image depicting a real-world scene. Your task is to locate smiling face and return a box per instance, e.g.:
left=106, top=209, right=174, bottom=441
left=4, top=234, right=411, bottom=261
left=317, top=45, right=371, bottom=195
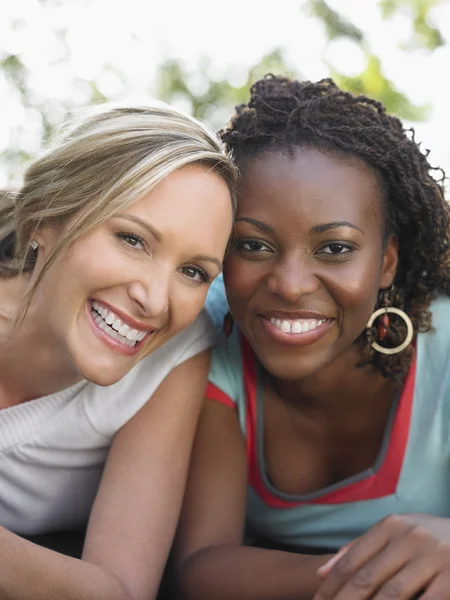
left=32, top=164, right=233, bottom=386
left=224, top=148, right=398, bottom=381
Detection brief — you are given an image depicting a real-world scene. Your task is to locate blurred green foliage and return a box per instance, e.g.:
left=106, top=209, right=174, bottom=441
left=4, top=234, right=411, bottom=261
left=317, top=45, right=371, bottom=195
left=156, top=50, right=294, bottom=128
left=379, top=0, right=446, bottom=49
left=156, top=0, right=445, bottom=126
left=330, top=54, right=428, bottom=121
left=0, top=0, right=447, bottom=180
left=307, top=0, right=365, bottom=42
left=306, top=0, right=446, bottom=121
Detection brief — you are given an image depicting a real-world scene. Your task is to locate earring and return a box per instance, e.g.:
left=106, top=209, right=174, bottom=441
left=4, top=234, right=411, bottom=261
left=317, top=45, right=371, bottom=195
left=30, top=240, right=38, bottom=252
left=366, top=287, right=413, bottom=355
left=377, top=287, right=391, bottom=341
left=223, top=312, right=234, bottom=338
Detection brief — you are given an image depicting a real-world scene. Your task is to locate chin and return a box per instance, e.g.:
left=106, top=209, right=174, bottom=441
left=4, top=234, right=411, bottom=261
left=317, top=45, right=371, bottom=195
left=76, top=358, right=132, bottom=387
left=258, top=353, right=324, bottom=382
left=83, top=370, right=126, bottom=387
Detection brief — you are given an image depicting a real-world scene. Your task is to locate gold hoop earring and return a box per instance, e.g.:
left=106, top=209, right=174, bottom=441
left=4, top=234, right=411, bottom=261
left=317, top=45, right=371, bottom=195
left=366, top=307, right=413, bottom=355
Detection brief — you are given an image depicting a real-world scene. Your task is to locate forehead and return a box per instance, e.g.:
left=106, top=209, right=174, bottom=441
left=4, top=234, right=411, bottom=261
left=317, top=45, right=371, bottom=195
left=124, top=164, right=232, bottom=249
left=238, top=148, right=384, bottom=230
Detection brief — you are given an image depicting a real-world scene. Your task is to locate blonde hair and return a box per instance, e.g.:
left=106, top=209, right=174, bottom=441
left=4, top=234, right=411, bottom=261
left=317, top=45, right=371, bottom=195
left=0, top=105, right=238, bottom=317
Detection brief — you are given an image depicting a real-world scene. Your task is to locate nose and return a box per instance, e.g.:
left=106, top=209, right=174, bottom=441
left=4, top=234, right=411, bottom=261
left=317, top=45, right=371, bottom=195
left=265, top=254, right=319, bottom=303
left=127, top=263, right=170, bottom=318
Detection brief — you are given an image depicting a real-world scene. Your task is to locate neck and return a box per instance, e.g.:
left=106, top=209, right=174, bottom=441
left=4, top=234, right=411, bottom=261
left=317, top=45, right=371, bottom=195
left=0, top=278, right=82, bottom=407
left=271, top=344, right=396, bottom=421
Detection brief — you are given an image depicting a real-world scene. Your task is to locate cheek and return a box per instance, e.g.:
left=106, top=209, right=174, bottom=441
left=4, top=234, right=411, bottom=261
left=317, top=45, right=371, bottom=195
left=328, top=253, right=382, bottom=307
left=170, top=287, right=209, bottom=330
left=326, top=259, right=382, bottom=338
left=223, top=258, right=263, bottom=303
left=335, top=278, right=376, bottom=308
left=63, top=237, right=131, bottom=289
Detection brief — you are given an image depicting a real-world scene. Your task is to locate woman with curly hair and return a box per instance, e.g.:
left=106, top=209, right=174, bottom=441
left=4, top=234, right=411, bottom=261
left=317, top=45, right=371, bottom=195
left=174, top=75, right=450, bottom=600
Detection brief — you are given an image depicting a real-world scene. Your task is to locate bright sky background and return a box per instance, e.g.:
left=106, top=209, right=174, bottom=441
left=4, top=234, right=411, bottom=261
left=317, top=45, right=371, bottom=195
left=1, top=0, right=449, bottom=188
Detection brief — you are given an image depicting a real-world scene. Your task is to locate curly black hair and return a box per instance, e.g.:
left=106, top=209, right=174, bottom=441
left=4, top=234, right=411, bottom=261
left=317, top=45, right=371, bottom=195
left=221, top=75, right=450, bottom=383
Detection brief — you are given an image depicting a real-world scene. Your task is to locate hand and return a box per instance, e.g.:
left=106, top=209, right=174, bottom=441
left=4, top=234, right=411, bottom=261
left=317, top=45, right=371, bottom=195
left=313, top=514, right=450, bottom=599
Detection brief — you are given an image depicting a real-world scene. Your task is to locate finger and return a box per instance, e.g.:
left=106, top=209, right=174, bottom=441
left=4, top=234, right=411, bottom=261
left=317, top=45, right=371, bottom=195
left=318, top=545, right=351, bottom=579
left=371, top=556, right=437, bottom=600
left=420, top=573, right=450, bottom=600
left=313, top=515, right=414, bottom=599
left=317, top=531, right=439, bottom=600
left=314, top=529, right=390, bottom=598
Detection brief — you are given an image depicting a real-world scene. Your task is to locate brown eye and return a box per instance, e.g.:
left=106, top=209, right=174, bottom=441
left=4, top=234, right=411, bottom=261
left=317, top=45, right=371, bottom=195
left=237, top=240, right=272, bottom=252
left=180, top=266, right=209, bottom=283
left=116, top=233, right=145, bottom=249
left=320, top=243, right=352, bottom=255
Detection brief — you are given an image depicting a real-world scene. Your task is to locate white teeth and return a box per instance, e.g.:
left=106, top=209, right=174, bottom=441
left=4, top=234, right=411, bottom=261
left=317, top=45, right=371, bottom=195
left=119, top=324, right=130, bottom=336
left=292, top=321, right=302, bottom=334
left=281, top=320, right=291, bottom=333
left=269, top=317, right=327, bottom=335
left=90, top=302, right=151, bottom=347
left=126, top=329, right=138, bottom=341
left=110, top=329, right=120, bottom=341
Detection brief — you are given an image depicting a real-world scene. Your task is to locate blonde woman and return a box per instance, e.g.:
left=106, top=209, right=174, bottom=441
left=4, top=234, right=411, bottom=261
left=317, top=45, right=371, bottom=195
left=0, top=105, right=237, bottom=599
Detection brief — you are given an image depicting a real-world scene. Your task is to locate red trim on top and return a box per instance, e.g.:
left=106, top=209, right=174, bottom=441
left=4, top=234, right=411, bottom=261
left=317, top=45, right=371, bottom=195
left=241, top=337, right=259, bottom=480
left=206, top=382, right=236, bottom=410
left=241, top=335, right=417, bottom=508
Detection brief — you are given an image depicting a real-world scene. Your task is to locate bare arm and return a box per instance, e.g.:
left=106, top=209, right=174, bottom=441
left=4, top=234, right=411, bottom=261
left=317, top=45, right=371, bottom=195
left=0, top=350, right=210, bottom=600
left=174, top=399, right=332, bottom=600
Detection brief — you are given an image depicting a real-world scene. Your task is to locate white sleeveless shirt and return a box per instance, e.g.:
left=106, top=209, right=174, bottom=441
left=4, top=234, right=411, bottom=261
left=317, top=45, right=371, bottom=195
left=0, top=310, right=215, bottom=535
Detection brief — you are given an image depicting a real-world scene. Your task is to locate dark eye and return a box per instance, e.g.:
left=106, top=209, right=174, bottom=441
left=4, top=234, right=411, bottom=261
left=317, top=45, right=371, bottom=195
left=180, top=266, right=209, bottom=283
left=117, top=233, right=145, bottom=249
left=320, top=243, right=352, bottom=255
left=237, top=240, right=272, bottom=253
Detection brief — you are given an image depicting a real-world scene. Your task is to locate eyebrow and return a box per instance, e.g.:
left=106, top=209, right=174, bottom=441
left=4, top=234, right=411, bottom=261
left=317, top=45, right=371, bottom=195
left=115, top=214, right=163, bottom=242
left=192, top=254, right=222, bottom=271
left=235, top=217, right=363, bottom=236
left=115, top=214, right=222, bottom=271
left=310, top=221, right=364, bottom=235
left=235, top=217, right=275, bottom=234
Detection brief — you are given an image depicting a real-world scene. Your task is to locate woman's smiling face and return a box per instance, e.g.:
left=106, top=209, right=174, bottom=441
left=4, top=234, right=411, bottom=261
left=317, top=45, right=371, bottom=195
left=32, top=164, right=233, bottom=386
left=224, top=148, right=398, bottom=381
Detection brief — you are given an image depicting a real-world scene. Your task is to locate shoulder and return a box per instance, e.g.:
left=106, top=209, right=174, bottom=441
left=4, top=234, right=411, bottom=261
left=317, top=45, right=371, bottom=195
left=410, top=295, right=450, bottom=438
left=420, top=295, right=450, bottom=353
left=428, top=294, right=450, bottom=326
left=414, top=295, right=450, bottom=402
left=83, top=309, right=216, bottom=436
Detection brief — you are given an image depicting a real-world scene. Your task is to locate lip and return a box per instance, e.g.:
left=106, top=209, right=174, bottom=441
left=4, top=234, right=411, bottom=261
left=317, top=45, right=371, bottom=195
left=89, top=298, right=156, bottom=332
left=259, top=315, right=334, bottom=347
left=86, top=302, right=153, bottom=357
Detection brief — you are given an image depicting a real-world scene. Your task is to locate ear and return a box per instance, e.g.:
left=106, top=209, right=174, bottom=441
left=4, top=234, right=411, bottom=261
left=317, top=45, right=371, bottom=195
left=379, top=234, right=398, bottom=289
left=32, top=225, right=58, bottom=251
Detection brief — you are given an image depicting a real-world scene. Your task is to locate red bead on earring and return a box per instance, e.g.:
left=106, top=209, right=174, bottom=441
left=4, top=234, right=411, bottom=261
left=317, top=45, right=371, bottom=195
left=378, top=312, right=390, bottom=341
left=377, top=288, right=391, bottom=341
